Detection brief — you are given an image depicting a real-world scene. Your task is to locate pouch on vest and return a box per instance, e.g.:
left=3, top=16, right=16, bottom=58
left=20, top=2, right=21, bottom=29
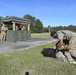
left=62, top=31, right=71, bottom=40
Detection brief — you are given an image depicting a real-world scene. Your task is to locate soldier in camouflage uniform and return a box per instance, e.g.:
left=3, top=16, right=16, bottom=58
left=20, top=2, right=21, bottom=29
left=51, top=30, right=76, bottom=64
left=1, top=24, right=8, bottom=42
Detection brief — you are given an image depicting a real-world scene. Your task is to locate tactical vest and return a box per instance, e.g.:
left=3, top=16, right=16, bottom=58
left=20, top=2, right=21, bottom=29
left=57, top=31, right=71, bottom=40
left=62, top=31, right=71, bottom=40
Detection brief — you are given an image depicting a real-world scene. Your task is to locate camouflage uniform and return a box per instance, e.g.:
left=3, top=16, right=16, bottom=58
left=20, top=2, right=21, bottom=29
left=56, top=51, right=75, bottom=62
left=69, top=32, right=76, bottom=59
left=56, top=30, right=76, bottom=62
left=1, top=25, right=8, bottom=42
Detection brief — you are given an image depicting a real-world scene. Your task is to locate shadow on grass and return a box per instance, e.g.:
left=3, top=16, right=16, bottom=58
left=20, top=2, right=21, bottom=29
left=41, top=48, right=56, bottom=58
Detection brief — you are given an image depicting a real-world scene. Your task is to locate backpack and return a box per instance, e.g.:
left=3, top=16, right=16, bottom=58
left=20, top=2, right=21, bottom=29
left=41, top=48, right=56, bottom=58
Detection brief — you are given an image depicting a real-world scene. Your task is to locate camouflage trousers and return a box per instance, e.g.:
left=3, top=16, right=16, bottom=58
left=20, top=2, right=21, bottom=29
left=1, top=32, right=6, bottom=42
left=69, top=32, right=76, bottom=59
left=56, top=51, right=75, bottom=62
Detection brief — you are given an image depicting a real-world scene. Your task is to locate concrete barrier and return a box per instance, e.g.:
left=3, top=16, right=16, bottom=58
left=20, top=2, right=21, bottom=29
left=6, top=30, right=31, bottom=42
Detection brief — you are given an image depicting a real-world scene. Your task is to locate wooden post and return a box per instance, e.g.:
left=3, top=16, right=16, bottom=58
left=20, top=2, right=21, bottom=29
left=12, top=21, right=15, bottom=30
left=27, top=24, right=30, bottom=31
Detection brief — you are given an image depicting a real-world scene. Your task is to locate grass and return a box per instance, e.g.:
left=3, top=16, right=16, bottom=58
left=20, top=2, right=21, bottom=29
left=31, top=33, right=51, bottom=38
left=0, top=42, right=76, bottom=75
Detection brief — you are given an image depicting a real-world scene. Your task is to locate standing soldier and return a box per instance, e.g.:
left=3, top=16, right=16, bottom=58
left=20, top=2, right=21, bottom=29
left=21, top=26, right=26, bottom=31
left=51, top=30, right=76, bottom=64
left=15, top=26, right=19, bottom=30
left=1, top=24, right=8, bottom=42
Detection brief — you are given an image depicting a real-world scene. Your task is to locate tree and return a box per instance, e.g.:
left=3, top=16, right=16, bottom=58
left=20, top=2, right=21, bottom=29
left=23, top=14, right=36, bottom=33
left=24, top=14, right=35, bottom=24
left=49, top=25, right=76, bottom=33
left=35, top=19, right=43, bottom=33
left=6, top=16, right=9, bottom=18
left=23, top=14, right=43, bottom=33
left=48, top=25, right=51, bottom=33
left=43, top=27, right=48, bottom=32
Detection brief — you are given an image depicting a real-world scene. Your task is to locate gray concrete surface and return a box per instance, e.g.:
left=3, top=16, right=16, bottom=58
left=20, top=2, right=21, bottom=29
left=0, top=38, right=55, bottom=53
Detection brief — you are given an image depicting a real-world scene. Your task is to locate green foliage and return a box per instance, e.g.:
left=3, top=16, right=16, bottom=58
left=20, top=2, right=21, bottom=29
left=44, top=25, right=76, bottom=32
left=23, top=14, right=43, bottom=33
left=43, top=27, right=49, bottom=32
left=35, top=19, right=43, bottom=33
left=24, top=14, right=35, bottom=23
left=67, top=25, right=76, bottom=32
left=51, top=26, right=65, bottom=32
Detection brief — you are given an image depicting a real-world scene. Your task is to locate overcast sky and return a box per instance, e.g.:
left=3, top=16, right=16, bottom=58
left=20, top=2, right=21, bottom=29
left=0, top=0, right=76, bottom=27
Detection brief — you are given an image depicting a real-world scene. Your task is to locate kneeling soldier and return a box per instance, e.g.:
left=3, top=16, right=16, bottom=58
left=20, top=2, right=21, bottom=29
left=51, top=30, right=76, bottom=64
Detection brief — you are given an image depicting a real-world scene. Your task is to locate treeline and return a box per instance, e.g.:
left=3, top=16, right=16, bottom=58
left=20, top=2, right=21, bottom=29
left=24, top=14, right=76, bottom=33
left=49, top=25, right=76, bottom=32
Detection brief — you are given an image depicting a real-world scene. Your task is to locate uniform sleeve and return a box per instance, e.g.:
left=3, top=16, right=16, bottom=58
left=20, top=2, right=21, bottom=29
left=57, top=33, right=64, bottom=40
